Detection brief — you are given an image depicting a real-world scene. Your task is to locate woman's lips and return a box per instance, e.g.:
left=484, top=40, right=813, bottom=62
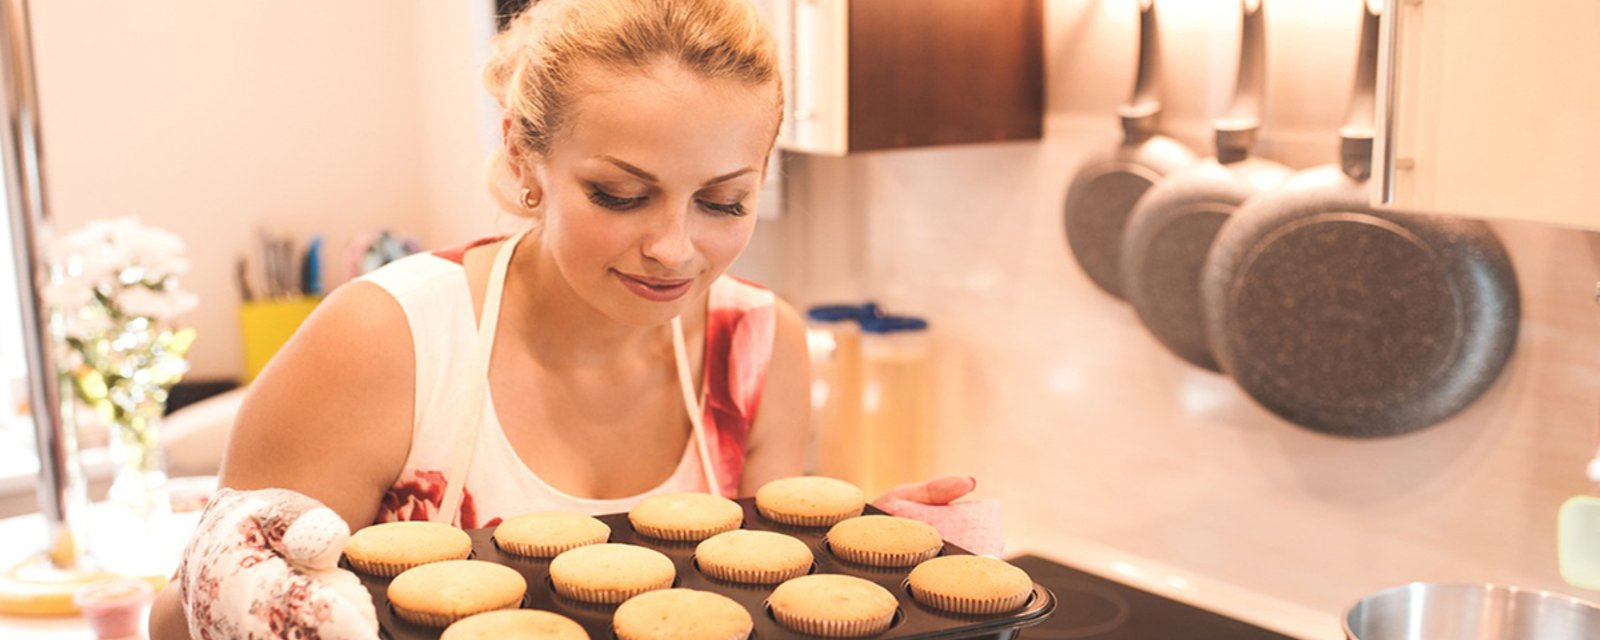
left=614, top=270, right=692, bottom=302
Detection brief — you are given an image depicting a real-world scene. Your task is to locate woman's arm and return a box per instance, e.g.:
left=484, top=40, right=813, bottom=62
left=216, top=281, right=415, bottom=522
left=738, top=298, right=811, bottom=495
left=148, top=281, right=416, bottom=639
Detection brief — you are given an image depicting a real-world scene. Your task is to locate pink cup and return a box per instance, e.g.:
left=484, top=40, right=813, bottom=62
left=73, top=578, right=154, bottom=639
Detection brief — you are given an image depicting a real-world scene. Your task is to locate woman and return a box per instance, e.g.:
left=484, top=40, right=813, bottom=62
left=150, top=1, right=972, bottom=637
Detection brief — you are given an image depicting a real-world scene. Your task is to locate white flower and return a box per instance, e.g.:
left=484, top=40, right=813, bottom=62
left=116, top=287, right=197, bottom=321
left=60, top=306, right=115, bottom=341
left=42, top=278, right=95, bottom=312
left=46, top=217, right=196, bottom=330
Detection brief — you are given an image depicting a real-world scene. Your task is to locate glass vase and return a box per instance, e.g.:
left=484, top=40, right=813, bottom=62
left=106, top=412, right=168, bottom=518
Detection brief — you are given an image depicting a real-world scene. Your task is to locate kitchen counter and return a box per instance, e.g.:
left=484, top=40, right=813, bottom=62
left=1007, top=523, right=1346, bottom=640
left=0, top=503, right=199, bottom=639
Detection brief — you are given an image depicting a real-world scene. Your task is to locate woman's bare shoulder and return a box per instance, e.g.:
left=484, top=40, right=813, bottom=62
left=219, top=281, right=416, bottom=527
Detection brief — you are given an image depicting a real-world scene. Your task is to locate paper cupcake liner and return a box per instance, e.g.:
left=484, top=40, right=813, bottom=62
left=346, top=557, right=418, bottom=578
left=697, top=558, right=811, bottom=584
left=347, top=548, right=471, bottom=577
left=631, top=520, right=741, bottom=542
left=911, top=588, right=1031, bottom=615
left=494, top=533, right=608, bottom=559
left=617, top=625, right=752, bottom=640
left=552, top=576, right=674, bottom=604
left=757, top=505, right=862, bottom=528
left=828, top=543, right=941, bottom=568
left=391, top=598, right=521, bottom=628
left=771, top=607, right=895, bottom=638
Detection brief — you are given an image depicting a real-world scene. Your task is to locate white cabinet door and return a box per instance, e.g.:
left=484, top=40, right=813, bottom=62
left=1374, top=0, right=1600, bottom=229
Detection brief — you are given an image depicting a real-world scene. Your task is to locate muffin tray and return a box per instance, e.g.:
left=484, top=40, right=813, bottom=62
left=356, top=500, right=1055, bottom=639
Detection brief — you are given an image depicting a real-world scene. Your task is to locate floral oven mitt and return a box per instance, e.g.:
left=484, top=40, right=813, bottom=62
left=178, top=488, right=379, bottom=639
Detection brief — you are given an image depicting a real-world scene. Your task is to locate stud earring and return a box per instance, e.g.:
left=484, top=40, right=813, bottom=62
left=520, top=187, right=542, bottom=210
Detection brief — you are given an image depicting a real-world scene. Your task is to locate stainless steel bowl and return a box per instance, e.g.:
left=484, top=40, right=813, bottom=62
left=1344, top=582, right=1600, bottom=640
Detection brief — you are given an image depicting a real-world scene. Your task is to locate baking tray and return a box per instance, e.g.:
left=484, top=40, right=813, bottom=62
left=354, top=500, right=1055, bottom=639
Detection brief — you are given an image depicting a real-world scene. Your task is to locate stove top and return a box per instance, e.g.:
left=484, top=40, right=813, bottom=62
left=1007, top=555, right=1299, bottom=639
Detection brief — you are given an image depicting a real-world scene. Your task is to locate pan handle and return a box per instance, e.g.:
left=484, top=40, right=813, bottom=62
left=1119, top=0, right=1166, bottom=142
left=1342, top=0, right=1382, bottom=181
left=1215, top=0, right=1266, bottom=162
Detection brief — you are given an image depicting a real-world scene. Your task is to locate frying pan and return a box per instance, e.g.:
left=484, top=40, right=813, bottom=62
left=1120, top=0, right=1290, bottom=371
left=1199, top=0, right=1520, bottom=438
left=1063, top=0, right=1195, bottom=300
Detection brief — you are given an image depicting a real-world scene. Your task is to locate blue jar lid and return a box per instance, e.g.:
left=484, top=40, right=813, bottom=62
left=806, top=302, right=879, bottom=324
left=859, top=314, right=928, bottom=334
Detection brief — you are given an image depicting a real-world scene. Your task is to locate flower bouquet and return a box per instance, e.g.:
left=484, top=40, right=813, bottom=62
left=45, top=217, right=197, bottom=514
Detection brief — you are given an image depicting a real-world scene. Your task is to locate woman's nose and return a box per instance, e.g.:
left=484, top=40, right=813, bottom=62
left=640, top=206, right=694, bottom=270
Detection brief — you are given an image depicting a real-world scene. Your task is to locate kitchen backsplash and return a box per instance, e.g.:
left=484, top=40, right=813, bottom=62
left=731, top=0, right=1600, bottom=621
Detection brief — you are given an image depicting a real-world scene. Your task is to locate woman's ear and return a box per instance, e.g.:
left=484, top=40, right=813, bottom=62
left=501, top=115, right=525, bottom=181
left=502, top=115, right=547, bottom=211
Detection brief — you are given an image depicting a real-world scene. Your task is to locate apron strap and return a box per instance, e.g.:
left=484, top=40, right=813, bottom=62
left=672, top=315, right=720, bottom=496
left=436, top=230, right=524, bottom=524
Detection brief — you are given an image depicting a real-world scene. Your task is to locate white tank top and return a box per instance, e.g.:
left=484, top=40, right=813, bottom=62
left=358, top=233, right=720, bottom=526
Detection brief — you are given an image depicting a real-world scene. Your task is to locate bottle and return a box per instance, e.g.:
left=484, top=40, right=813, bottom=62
left=804, top=304, right=869, bottom=483
left=857, top=313, right=931, bottom=498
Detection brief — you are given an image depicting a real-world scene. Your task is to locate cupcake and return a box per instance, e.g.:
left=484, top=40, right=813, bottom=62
left=613, top=589, right=753, bottom=640
left=387, top=560, right=527, bottom=628
left=826, top=515, right=943, bottom=567
left=694, top=530, right=813, bottom=584
left=907, top=555, right=1034, bottom=615
left=628, top=492, right=743, bottom=542
left=441, top=610, right=590, bottom=640
left=548, top=543, right=676, bottom=604
left=768, top=574, right=898, bottom=637
left=344, top=521, right=472, bottom=577
left=494, top=512, right=611, bottom=558
left=755, top=476, right=866, bottom=527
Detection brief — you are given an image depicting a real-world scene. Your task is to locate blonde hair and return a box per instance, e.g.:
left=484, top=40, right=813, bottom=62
left=484, top=0, right=784, bottom=217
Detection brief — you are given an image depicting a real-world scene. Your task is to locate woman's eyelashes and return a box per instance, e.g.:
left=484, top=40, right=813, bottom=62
left=699, top=199, right=749, bottom=217
left=587, top=186, right=645, bottom=210
left=586, top=184, right=749, bottom=217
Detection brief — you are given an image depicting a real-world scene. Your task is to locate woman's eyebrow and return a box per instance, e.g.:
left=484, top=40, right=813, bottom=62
left=598, top=155, right=754, bottom=187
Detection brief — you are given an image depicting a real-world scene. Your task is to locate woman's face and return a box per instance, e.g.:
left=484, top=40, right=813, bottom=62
left=527, top=60, right=777, bottom=327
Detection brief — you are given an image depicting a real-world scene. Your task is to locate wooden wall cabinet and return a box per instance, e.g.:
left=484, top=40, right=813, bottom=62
left=1374, top=0, right=1600, bottom=228
left=773, top=0, right=1044, bottom=155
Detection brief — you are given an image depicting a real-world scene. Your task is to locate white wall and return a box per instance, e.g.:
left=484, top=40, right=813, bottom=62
left=743, top=0, right=1600, bottom=621
left=30, top=1, right=450, bottom=379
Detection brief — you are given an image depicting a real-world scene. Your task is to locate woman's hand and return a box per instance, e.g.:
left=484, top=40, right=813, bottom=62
left=878, top=475, right=977, bottom=506
left=873, top=475, right=1003, bottom=557
left=177, top=488, right=378, bottom=639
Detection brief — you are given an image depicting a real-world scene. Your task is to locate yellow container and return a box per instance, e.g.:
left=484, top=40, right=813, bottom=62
left=239, top=298, right=321, bottom=383
left=1559, top=494, right=1600, bottom=590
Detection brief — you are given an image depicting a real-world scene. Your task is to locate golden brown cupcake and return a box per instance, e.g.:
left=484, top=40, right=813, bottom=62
left=826, top=515, right=943, bottom=567
left=387, top=560, right=527, bottom=628
left=494, top=512, right=611, bottom=558
left=628, top=492, right=744, bottom=542
left=694, top=530, right=813, bottom=584
left=907, top=555, right=1034, bottom=615
left=548, top=543, right=676, bottom=604
left=441, top=610, right=590, bottom=640
left=344, top=521, right=473, bottom=577
left=613, top=589, right=753, bottom=640
left=755, top=476, right=866, bottom=528
left=768, top=574, right=898, bottom=637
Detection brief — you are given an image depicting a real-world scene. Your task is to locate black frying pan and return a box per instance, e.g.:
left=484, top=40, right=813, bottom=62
left=1120, top=0, right=1290, bottom=371
left=1199, top=0, right=1520, bottom=438
left=1063, top=0, right=1195, bottom=300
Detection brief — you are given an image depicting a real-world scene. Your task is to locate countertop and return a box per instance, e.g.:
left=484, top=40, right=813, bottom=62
left=1007, top=523, right=1346, bottom=639
left=0, top=504, right=198, bottom=639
